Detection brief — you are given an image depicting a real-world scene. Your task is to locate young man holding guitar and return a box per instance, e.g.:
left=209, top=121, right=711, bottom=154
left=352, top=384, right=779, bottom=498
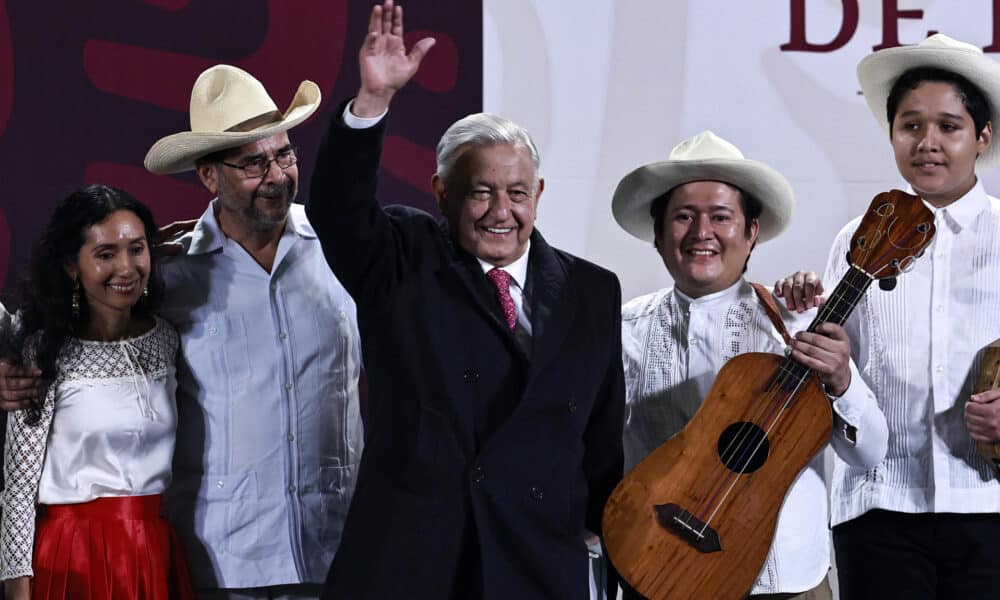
left=610, top=131, right=889, bottom=599
left=777, top=35, right=1000, bottom=599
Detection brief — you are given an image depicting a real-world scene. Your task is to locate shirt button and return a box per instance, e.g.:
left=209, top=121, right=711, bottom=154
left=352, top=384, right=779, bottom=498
left=287, top=432, right=295, bottom=442
left=935, top=365, right=944, bottom=373
left=567, top=401, right=577, bottom=414
left=270, top=283, right=277, bottom=291
left=208, top=326, right=218, bottom=335
left=216, top=480, right=225, bottom=489
left=279, top=331, right=287, bottom=340
left=935, top=305, right=943, bottom=313
left=285, top=383, right=293, bottom=391
left=288, top=484, right=297, bottom=493
left=472, top=466, right=485, bottom=482
left=530, top=486, right=544, bottom=500
left=463, top=369, right=480, bottom=383
left=339, top=311, right=347, bottom=321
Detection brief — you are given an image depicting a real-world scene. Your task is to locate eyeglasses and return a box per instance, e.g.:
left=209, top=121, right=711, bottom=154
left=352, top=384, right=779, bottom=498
left=220, top=147, right=299, bottom=179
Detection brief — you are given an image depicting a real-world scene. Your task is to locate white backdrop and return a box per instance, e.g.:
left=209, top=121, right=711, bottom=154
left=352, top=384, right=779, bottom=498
left=483, top=0, right=1000, bottom=301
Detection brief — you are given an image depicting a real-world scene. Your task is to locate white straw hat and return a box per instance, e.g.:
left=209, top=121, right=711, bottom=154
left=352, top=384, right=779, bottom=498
left=857, top=33, right=1000, bottom=167
left=612, top=131, right=794, bottom=243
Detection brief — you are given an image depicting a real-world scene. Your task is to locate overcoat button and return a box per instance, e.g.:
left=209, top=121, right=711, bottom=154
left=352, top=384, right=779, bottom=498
left=472, top=466, right=485, bottom=482
left=463, top=370, right=480, bottom=383
left=567, top=401, right=577, bottom=413
left=530, top=486, right=544, bottom=500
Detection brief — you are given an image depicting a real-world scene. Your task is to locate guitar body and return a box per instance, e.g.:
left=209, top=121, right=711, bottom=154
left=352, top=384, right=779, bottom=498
left=603, top=352, right=832, bottom=600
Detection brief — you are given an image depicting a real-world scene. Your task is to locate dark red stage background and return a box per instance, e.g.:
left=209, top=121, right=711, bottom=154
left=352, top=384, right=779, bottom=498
left=0, top=0, right=482, bottom=303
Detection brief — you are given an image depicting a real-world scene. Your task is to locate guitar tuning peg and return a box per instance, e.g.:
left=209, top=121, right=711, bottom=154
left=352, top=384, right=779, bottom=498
left=879, top=277, right=897, bottom=291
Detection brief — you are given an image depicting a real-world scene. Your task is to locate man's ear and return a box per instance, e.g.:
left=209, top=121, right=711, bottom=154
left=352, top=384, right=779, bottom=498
left=978, top=121, right=993, bottom=156
left=747, top=217, right=760, bottom=245
left=196, top=163, right=221, bottom=195
left=432, top=174, right=447, bottom=211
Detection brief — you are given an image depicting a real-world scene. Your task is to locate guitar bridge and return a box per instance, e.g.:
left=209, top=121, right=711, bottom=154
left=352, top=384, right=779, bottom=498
left=654, top=503, right=722, bottom=553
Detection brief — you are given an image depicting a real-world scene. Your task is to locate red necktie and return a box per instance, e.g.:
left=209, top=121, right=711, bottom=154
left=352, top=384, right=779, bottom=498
left=487, top=268, right=517, bottom=331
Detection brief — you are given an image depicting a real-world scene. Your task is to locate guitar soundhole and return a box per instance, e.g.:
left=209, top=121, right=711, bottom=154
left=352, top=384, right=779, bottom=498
left=717, top=422, right=770, bottom=473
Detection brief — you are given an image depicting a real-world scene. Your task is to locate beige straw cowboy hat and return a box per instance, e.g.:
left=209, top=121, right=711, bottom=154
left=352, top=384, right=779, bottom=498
left=144, top=64, right=321, bottom=174
left=612, top=130, right=794, bottom=243
left=857, top=33, right=1000, bottom=167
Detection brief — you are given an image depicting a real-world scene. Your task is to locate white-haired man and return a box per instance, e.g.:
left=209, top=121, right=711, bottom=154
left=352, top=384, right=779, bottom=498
left=305, top=2, right=624, bottom=599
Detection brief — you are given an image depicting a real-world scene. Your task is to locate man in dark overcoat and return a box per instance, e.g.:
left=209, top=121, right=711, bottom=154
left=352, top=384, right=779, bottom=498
left=306, top=2, right=625, bottom=599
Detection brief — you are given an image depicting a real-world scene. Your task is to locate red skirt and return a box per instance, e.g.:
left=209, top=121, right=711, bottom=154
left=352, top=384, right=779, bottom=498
left=31, top=495, right=195, bottom=600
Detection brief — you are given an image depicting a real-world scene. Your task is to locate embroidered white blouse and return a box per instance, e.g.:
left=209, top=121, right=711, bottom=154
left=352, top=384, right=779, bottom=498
left=621, top=279, right=887, bottom=595
left=0, top=317, right=179, bottom=580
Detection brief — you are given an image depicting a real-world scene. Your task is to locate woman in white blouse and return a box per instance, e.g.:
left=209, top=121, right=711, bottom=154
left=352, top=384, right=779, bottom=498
left=0, top=185, right=194, bottom=599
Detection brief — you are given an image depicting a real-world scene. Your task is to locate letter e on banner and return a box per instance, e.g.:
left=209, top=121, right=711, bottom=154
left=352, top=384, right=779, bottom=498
left=872, top=0, right=924, bottom=51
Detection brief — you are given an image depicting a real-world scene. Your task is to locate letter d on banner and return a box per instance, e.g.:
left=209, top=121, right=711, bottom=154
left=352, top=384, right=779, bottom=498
left=781, top=0, right=859, bottom=52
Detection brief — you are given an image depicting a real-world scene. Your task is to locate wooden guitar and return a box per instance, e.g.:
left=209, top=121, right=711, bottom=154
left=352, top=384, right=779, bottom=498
left=602, top=190, right=935, bottom=599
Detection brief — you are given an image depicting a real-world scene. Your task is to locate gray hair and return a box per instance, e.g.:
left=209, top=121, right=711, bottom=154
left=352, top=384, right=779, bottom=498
left=435, top=113, right=541, bottom=187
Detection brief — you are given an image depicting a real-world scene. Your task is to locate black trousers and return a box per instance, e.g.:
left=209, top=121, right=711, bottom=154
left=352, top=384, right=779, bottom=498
left=833, top=509, right=1000, bottom=600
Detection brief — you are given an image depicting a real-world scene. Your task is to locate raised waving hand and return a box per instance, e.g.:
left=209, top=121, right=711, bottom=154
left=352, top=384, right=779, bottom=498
left=353, top=0, right=436, bottom=118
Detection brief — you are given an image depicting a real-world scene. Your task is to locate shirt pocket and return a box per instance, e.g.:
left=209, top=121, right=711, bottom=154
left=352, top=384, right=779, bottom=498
left=215, top=314, right=253, bottom=394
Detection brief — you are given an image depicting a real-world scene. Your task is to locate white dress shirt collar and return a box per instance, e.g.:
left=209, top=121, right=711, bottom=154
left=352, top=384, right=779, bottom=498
left=911, top=178, right=989, bottom=233
left=476, top=241, right=531, bottom=289
left=673, top=278, right=744, bottom=311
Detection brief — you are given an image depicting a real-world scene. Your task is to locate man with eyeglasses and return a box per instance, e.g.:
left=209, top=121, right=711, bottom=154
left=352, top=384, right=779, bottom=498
left=142, top=64, right=363, bottom=599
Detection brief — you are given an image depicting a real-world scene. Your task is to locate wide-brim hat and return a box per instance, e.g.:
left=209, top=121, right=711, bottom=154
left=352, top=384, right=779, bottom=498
left=612, top=131, right=794, bottom=243
left=857, top=33, right=1000, bottom=167
left=144, top=64, right=321, bottom=174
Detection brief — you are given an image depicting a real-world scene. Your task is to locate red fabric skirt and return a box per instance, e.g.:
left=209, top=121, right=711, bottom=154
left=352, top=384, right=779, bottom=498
left=31, top=495, right=195, bottom=600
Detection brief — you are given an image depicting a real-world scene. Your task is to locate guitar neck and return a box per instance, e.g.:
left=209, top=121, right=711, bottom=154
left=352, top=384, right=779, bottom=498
left=781, top=265, right=873, bottom=386
left=807, top=265, right=873, bottom=331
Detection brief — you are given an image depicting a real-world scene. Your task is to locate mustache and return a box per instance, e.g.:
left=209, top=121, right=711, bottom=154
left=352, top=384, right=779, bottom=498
left=254, top=178, right=296, bottom=199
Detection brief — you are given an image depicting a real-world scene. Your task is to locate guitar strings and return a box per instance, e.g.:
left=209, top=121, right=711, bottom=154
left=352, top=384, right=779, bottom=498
left=691, top=265, right=874, bottom=534
left=683, top=266, right=872, bottom=530
left=686, top=266, right=869, bottom=528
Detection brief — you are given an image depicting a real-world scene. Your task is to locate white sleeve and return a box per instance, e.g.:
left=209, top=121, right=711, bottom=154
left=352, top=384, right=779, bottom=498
left=342, top=101, right=388, bottom=129
left=0, top=381, right=55, bottom=580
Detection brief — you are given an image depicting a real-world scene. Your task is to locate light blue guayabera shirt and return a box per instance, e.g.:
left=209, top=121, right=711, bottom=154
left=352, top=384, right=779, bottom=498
left=158, top=201, right=363, bottom=589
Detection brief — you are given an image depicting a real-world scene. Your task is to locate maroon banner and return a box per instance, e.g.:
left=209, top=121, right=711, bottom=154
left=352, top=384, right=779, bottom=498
left=0, top=0, right=482, bottom=300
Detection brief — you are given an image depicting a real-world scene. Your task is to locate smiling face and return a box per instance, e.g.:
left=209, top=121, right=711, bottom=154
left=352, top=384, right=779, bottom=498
left=433, top=143, right=543, bottom=267
left=65, top=209, right=151, bottom=326
left=890, top=80, right=992, bottom=207
left=196, top=132, right=298, bottom=234
left=654, top=181, right=759, bottom=298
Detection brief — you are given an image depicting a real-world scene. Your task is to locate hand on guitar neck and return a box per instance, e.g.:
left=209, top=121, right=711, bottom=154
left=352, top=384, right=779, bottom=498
left=773, top=274, right=851, bottom=396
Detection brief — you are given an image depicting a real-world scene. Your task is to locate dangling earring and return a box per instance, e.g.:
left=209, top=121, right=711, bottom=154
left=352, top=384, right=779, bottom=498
left=71, top=279, right=80, bottom=318
left=142, top=285, right=149, bottom=300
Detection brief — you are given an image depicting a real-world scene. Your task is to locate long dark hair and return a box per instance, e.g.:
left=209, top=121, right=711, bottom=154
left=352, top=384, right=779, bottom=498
left=13, top=184, right=162, bottom=423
